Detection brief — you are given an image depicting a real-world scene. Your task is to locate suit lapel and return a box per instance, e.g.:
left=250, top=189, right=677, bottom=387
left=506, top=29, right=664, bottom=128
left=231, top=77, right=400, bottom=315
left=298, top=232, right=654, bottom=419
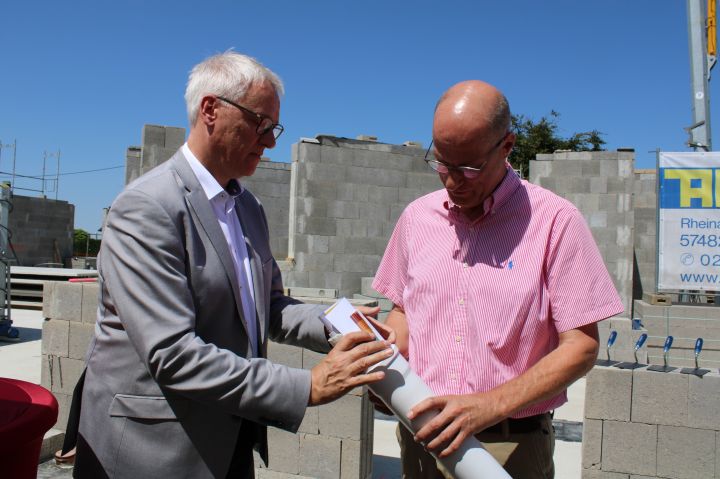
left=170, top=153, right=250, bottom=340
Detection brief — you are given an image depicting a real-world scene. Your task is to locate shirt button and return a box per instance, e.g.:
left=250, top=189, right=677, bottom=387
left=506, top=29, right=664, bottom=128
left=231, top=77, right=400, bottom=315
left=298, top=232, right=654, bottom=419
left=450, top=373, right=456, bottom=380
left=463, top=262, right=468, bottom=268
left=455, top=336, right=462, bottom=343
left=458, top=298, right=464, bottom=305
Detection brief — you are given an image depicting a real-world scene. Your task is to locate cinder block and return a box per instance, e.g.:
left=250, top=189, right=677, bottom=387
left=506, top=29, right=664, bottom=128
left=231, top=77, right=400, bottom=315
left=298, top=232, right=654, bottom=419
left=267, top=427, right=300, bottom=474
left=256, top=470, right=315, bottom=479
left=299, top=433, right=341, bottom=479
left=581, top=471, right=629, bottom=479
left=267, top=341, right=303, bottom=369
left=340, top=439, right=364, bottom=479
left=142, top=124, right=165, bottom=148
left=45, top=282, right=83, bottom=321
left=81, top=282, right=99, bottom=324
left=51, top=357, right=85, bottom=396
left=287, top=287, right=337, bottom=299
left=688, top=372, right=720, bottom=430
left=302, top=349, right=326, bottom=370
left=41, top=354, right=54, bottom=390
left=52, top=392, right=72, bottom=432
left=602, top=421, right=656, bottom=476
left=657, top=425, right=715, bottom=479
left=69, top=322, right=95, bottom=360
left=631, top=369, right=688, bottom=426
left=318, top=394, right=364, bottom=440
left=41, top=319, right=69, bottom=357
left=581, top=418, right=602, bottom=470
left=584, top=367, right=632, bottom=421
left=42, top=281, right=57, bottom=317
left=298, top=406, right=319, bottom=434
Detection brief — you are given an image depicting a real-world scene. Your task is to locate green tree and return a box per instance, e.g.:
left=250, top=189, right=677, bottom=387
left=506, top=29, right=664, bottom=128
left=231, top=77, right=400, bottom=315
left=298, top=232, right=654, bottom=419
left=509, top=111, right=606, bottom=178
left=73, top=229, right=101, bottom=256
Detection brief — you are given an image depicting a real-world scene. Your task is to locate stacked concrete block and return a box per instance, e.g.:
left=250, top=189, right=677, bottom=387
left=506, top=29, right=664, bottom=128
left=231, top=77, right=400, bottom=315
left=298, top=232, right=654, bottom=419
left=530, top=151, right=634, bottom=317
left=125, top=124, right=186, bottom=185
left=597, top=317, right=649, bottom=364
left=41, top=280, right=99, bottom=433
left=242, top=161, right=292, bottom=259
left=9, top=195, right=74, bottom=266
left=583, top=365, right=720, bottom=478
left=632, top=170, right=658, bottom=304
left=285, top=137, right=439, bottom=297
left=634, top=300, right=720, bottom=368
left=352, top=276, right=393, bottom=322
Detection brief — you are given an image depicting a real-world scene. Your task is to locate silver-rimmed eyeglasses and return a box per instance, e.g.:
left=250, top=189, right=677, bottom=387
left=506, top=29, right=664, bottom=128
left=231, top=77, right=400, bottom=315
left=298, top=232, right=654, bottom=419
left=217, top=96, right=284, bottom=140
left=424, top=132, right=509, bottom=180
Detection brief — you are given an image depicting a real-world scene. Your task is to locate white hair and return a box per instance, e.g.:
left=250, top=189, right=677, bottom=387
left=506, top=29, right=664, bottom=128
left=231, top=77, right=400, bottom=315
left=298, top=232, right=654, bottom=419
left=184, top=50, right=284, bottom=125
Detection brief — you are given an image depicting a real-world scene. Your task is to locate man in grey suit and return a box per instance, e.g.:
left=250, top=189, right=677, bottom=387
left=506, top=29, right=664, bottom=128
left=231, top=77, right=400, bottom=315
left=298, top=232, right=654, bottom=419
left=74, top=51, right=394, bottom=478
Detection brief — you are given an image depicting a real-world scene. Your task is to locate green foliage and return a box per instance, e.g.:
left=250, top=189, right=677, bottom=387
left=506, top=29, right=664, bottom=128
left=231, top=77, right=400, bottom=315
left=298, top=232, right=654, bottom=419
left=509, top=111, right=606, bottom=178
left=73, top=229, right=101, bottom=256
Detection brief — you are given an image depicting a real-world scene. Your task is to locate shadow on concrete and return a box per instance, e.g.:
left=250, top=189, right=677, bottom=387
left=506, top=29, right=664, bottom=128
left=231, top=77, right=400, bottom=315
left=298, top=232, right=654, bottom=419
left=373, top=454, right=401, bottom=479
left=0, top=325, right=41, bottom=345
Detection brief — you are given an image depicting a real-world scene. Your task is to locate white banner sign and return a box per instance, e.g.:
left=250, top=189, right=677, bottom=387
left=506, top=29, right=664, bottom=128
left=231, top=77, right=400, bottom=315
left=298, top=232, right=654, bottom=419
left=657, top=152, right=720, bottom=291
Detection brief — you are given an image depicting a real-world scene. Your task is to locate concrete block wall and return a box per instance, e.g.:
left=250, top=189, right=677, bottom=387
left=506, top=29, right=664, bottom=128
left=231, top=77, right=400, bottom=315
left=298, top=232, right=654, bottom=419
left=633, top=170, right=657, bottom=302
left=40, top=281, right=98, bottom=432
left=583, top=365, right=720, bottom=478
left=241, top=160, right=292, bottom=259
left=634, top=300, right=720, bottom=369
left=9, top=195, right=74, bottom=266
left=125, top=124, right=186, bottom=185
left=530, top=151, right=635, bottom=316
left=284, top=136, right=440, bottom=297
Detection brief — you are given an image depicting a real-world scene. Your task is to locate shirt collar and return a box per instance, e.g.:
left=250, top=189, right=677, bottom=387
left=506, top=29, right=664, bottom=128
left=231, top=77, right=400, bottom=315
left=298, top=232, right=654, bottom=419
left=182, top=143, right=244, bottom=200
left=443, top=164, right=521, bottom=223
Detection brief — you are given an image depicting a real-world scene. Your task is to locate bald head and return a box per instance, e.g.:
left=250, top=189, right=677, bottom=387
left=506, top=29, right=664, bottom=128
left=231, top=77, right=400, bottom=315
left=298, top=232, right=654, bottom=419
left=433, top=80, right=510, bottom=148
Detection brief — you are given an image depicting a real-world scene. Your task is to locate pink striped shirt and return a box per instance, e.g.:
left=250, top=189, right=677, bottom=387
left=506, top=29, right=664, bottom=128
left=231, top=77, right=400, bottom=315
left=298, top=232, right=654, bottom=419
left=373, top=169, right=624, bottom=417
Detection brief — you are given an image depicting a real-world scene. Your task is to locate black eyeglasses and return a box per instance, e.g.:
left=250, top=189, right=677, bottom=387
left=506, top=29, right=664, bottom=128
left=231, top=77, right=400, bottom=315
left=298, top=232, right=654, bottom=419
left=217, top=96, right=284, bottom=140
left=424, top=132, right=509, bottom=180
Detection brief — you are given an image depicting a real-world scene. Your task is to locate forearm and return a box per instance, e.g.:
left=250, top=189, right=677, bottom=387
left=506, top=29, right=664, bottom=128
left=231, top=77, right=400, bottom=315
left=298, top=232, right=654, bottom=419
left=487, top=323, right=599, bottom=419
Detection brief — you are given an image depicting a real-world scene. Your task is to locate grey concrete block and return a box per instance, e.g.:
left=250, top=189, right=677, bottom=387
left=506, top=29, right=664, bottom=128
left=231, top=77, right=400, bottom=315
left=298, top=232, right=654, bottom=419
left=43, top=281, right=82, bottom=322
left=267, top=427, right=300, bottom=474
left=68, top=322, right=95, bottom=360
left=298, top=406, right=319, bottom=434
left=42, top=319, right=69, bottom=357
left=51, top=357, right=85, bottom=396
left=581, top=471, right=629, bottom=479
left=688, top=372, right=720, bottom=430
left=164, top=127, right=185, bottom=149
left=582, top=418, right=602, bottom=470
left=601, top=421, right=657, bottom=476
left=631, top=369, right=688, bottom=426
left=585, top=367, right=632, bottom=421
left=81, top=283, right=99, bottom=324
left=657, top=425, right=715, bottom=479
left=303, top=349, right=326, bottom=370
left=287, top=287, right=337, bottom=300
left=267, top=341, right=303, bottom=369
left=318, top=394, right=364, bottom=439
left=299, top=433, right=342, bottom=479
left=340, top=439, right=365, bottom=479
left=256, top=469, right=315, bottom=479
left=53, top=392, right=72, bottom=432
left=142, top=124, right=165, bottom=148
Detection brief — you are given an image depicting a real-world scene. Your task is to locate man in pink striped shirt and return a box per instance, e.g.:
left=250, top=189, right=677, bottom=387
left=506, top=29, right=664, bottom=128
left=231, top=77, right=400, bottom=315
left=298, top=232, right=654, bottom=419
left=373, top=80, right=624, bottom=478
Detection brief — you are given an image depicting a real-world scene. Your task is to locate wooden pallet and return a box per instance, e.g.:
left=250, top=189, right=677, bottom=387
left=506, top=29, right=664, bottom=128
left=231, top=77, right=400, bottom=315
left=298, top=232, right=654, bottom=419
left=643, top=292, right=672, bottom=305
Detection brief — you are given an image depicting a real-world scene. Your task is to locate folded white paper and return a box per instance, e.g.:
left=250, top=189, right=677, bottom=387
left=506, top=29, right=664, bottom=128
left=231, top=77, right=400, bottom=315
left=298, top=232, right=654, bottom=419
left=321, top=298, right=511, bottom=479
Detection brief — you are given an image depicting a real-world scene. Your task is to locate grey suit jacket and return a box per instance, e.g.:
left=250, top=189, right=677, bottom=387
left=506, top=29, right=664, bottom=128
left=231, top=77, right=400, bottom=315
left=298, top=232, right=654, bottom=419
left=78, top=150, right=329, bottom=478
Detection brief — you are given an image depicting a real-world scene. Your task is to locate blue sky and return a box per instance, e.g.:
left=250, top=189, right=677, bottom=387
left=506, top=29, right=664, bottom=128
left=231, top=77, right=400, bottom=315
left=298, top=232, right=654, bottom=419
left=0, top=1, right=715, bottom=232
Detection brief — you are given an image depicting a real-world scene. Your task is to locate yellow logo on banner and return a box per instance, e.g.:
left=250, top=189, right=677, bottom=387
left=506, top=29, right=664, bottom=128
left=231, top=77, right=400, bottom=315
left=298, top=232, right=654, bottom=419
left=663, top=169, right=717, bottom=207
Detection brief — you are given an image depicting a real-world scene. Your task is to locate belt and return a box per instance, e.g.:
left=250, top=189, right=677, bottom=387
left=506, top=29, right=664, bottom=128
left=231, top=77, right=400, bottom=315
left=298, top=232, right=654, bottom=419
left=480, top=413, right=547, bottom=435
